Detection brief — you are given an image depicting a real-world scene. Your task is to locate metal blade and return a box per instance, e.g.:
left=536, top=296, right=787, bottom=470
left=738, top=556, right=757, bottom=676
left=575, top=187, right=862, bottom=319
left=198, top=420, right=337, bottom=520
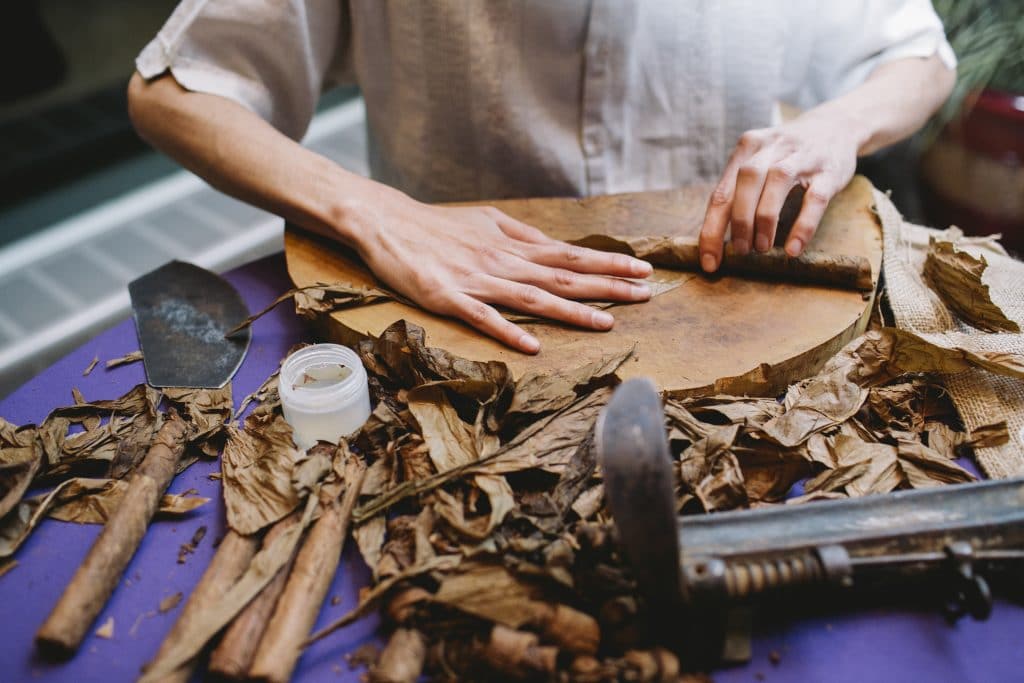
left=128, top=260, right=251, bottom=388
left=596, top=378, right=685, bottom=633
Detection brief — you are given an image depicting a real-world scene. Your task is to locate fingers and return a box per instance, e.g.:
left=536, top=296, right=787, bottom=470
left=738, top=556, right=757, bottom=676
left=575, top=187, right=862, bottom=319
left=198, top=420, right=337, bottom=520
left=443, top=292, right=541, bottom=354
left=517, top=263, right=651, bottom=302
left=784, top=180, right=833, bottom=256
left=729, top=153, right=773, bottom=255
left=752, top=159, right=799, bottom=253
left=524, top=241, right=652, bottom=278
left=492, top=211, right=555, bottom=245
left=699, top=134, right=758, bottom=272
left=469, top=275, right=618, bottom=331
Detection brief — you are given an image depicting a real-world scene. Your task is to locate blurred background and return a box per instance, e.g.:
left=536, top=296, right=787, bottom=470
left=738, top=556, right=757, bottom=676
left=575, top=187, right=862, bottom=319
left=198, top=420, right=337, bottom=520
left=0, top=0, right=1021, bottom=397
left=0, top=1, right=367, bottom=396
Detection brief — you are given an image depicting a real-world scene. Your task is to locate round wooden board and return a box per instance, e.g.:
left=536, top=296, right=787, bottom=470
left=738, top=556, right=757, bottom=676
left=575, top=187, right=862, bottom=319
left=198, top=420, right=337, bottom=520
left=285, top=176, right=882, bottom=397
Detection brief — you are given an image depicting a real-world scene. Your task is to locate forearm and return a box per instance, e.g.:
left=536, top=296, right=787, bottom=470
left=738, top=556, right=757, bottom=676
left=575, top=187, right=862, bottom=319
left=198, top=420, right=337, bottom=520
left=805, top=53, right=955, bottom=156
left=127, top=72, right=379, bottom=247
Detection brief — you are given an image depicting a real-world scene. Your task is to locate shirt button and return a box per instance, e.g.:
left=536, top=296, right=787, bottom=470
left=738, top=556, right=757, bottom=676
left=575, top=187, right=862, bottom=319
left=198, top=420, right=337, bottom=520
left=583, top=129, right=602, bottom=156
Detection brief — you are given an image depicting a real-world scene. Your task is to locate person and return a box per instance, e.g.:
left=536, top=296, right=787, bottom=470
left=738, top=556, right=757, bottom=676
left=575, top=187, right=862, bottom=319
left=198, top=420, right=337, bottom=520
left=128, top=1, right=955, bottom=353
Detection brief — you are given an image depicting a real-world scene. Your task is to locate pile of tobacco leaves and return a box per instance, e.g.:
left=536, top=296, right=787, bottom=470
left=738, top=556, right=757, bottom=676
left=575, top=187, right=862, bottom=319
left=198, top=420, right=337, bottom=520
left=3, top=234, right=1024, bottom=682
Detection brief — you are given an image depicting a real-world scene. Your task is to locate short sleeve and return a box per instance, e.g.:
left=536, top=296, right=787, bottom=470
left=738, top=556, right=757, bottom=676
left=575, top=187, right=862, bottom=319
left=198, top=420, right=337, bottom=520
left=779, top=0, right=956, bottom=110
left=135, top=0, right=348, bottom=141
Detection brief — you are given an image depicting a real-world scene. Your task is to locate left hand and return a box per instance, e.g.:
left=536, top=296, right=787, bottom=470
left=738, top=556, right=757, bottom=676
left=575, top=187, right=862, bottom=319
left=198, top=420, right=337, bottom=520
left=698, top=111, right=861, bottom=272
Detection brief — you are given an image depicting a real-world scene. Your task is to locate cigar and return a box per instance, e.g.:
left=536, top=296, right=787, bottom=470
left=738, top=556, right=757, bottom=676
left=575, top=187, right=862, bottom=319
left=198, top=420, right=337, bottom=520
left=36, top=412, right=189, bottom=658
left=370, top=628, right=427, bottom=683
left=572, top=235, right=874, bottom=291
left=247, top=456, right=366, bottom=683
left=207, top=513, right=302, bottom=679
left=144, top=530, right=259, bottom=683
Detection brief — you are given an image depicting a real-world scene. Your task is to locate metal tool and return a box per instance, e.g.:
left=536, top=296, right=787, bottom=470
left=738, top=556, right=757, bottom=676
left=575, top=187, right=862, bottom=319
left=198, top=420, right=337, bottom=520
left=128, top=260, right=251, bottom=388
left=597, top=378, right=1024, bottom=665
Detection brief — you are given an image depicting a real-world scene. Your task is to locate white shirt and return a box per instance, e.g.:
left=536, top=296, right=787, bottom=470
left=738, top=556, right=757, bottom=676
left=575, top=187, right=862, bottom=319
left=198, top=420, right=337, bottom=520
left=137, top=0, right=955, bottom=202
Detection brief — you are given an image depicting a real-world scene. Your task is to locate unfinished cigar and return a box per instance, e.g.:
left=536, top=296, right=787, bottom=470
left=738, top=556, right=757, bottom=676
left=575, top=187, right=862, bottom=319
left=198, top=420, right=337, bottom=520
left=36, top=412, right=189, bottom=658
left=208, top=512, right=302, bottom=679
left=144, top=530, right=259, bottom=683
left=572, top=234, right=874, bottom=291
left=248, top=457, right=366, bottom=683
left=370, top=628, right=427, bottom=683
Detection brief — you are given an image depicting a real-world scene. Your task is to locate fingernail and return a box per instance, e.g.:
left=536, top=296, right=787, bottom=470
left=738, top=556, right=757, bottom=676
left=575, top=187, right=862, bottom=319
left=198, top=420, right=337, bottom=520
left=701, top=253, right=717, bottom=272
left=631, top=259, right=653, bottom=276
left=732, top=238, right=749, bottom=255
left=755, top=234, right=771, bottom=252
left=632, top=283, right=651, bottom=299
left=786, top=238, right=803, bottom=257
left=592, top=311, right=614, bottom=329
left=520, top=334, right=540, bottom=353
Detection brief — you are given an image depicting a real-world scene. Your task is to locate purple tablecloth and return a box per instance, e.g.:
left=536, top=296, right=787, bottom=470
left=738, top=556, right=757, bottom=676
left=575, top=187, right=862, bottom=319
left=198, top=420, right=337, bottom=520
left=1, top=253, right=1021, bottom=683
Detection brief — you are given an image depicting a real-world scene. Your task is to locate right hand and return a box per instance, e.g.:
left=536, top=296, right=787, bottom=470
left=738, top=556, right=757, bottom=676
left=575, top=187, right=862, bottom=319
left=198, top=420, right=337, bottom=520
left=339, top=189, right=653, bottom=354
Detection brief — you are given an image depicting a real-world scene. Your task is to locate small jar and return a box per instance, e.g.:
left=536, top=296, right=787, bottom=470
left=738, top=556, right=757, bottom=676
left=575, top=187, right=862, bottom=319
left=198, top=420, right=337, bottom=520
left=278, top=344, right=371, bottom=450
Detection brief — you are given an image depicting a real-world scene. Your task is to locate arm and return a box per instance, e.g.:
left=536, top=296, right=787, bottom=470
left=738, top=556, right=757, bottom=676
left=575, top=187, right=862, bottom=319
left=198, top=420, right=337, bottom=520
left=127, top=73, right=652, bottom=353
left=698, top=54, right=955, bottom=271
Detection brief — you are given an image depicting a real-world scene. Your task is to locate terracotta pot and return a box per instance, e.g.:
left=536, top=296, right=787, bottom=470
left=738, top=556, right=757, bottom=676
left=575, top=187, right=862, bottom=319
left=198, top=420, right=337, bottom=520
left=920, top=88, right=1024, bottom=254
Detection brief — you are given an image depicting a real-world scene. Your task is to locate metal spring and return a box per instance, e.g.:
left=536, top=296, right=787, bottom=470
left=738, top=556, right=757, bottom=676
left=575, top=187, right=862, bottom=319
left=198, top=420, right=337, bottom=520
left=723, top=551, right=825, bottom=599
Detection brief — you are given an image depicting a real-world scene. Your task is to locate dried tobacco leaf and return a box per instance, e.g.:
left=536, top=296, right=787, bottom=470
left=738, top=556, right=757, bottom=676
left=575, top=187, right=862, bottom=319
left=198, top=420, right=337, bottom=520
left=82, top=356, right=99, bottom=377
left=504, top=346, right=634, bottom=424
left=221, top=416, right=303, bottom=535
left=923, top=239, right=1019, bottom=332
left=163, top=386, right=233, bottom=457
left=159, top=592, right=183, bottom=613
left=677, top=424, right=748, bottom=512
left=227, top=283, right=398, bottom=336
left=0, top=418, right=42, bottom=518
left=44, top=478, right=209, bottom=523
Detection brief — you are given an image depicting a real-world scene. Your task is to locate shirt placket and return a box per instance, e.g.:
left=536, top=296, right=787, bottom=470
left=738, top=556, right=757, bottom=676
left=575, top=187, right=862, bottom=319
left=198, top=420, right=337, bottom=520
left=579, top=0, right=614, bottom=196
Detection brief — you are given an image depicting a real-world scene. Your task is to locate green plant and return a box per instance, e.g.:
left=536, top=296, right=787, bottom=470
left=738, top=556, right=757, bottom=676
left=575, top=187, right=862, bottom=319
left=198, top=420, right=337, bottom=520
left=932, top=0, right=1024, bottom=129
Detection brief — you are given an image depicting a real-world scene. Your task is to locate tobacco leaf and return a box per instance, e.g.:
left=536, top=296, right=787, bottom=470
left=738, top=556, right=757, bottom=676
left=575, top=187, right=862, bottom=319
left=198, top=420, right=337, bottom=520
left=431, top=563, right=544, bottom=628
left=354, top=515, right=387, bottom=578
left=503, top=277, right=685, bottom=325
left=163, top=386, right=233, bottom=456
left=82, top=356, right=99, bottom=377
left=504, top=346, right=634, bottom=424
left=221, top=415, right=304, bottom=535
left=893, top=436, right=976, bottom=488
left=226, top=283, right=398, bottom=336
left=44, top=477, right=209, bottom=523
left=0, top=418, right=42, bottom=518
left=923, top=239, right=1019, bottom=332
left=677, top=424, right=747, bottom=512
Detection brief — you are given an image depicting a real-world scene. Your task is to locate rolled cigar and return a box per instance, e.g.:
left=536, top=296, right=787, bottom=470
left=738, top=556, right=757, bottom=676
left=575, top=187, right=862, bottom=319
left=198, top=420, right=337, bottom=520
left=36, top=412, right=189, bottom=658
left=572, top=235, right=874, bottom=291
left=144, top=530, right=259, bottom=683
left=208, top=512, right=302, bottom=679
left=248, top=458, right=366, bottom=683
left=370, top=628, right=427, bottom=683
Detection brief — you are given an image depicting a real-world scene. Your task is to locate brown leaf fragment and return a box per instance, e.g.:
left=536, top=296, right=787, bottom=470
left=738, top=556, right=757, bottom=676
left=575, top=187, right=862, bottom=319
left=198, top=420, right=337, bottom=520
left=95, top=617, right=114, bottom=639
left=505, top=346, right=634, bottom=423
left=347, top=643, right=380, bottom=671
left=105, top=350, right=144, bottom=369
left=159, top=592, right=183, bottom=613
left=177, top=525, right=208, bottom=564
left=964, top=422, right=1010, bottom=450
left=354, top=515, right=387, bottom=578
left=41, top=478, right=208, bottom=524
left=82, top=356, right=99, bottom=376
left=221, top=416, right=303, bottom=535
left=163, top=386, right=233, bottom=456
left=923, top=239, right=1019, bottom=332
left=678, top=424, right=747, bottom=512
left=895, top=437, right=976, bottom=488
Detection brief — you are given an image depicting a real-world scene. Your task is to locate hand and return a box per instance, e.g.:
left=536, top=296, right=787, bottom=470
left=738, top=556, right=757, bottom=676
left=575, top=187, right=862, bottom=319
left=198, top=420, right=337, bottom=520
left=340, top=190, right=653, bottom=353
left=698, top=111, right=863, bottom=272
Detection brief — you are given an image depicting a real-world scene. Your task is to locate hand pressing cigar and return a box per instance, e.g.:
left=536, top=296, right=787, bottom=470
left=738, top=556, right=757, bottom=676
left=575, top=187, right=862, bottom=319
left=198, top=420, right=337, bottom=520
left=571, top=234, right=874, bottom=292
left=36, top=411, right=189, bottom=658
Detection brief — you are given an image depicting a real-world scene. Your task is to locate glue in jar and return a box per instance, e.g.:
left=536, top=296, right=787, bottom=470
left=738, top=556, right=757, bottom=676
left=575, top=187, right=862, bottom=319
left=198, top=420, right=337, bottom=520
left=279, top=344, right=371, bottom=450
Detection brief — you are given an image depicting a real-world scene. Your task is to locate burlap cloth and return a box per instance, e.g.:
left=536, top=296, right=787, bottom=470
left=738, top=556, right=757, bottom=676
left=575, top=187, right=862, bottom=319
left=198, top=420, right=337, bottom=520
left=874, top=189, right=1024, bottom=478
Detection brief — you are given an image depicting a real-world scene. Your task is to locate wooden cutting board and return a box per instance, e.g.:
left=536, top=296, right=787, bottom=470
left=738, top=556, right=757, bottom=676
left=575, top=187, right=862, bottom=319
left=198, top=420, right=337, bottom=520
left=285, top=175, right=882, bottom=397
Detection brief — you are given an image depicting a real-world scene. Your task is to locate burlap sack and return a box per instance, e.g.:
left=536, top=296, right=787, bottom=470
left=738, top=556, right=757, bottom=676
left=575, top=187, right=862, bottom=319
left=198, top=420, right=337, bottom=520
left=874, top=189, right=1024, bottom=478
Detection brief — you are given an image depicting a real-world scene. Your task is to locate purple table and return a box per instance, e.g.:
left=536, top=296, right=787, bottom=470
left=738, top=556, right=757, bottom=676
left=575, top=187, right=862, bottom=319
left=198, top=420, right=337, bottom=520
left=2, top=254, right=1022, bottom=683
